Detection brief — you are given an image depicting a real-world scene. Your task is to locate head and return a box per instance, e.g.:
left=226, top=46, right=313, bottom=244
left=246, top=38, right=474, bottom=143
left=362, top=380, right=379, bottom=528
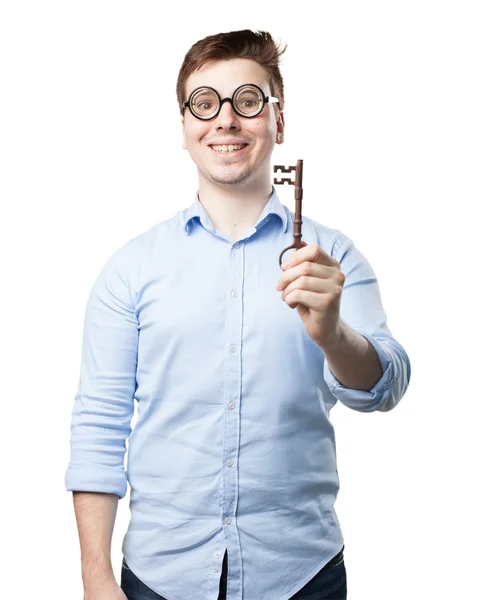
left=177, top=30, right=287, bottom=190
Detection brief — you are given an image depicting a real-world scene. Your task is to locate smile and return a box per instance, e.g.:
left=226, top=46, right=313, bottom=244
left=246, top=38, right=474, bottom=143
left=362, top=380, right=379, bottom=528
left=209, top=143, right=248, bottom=154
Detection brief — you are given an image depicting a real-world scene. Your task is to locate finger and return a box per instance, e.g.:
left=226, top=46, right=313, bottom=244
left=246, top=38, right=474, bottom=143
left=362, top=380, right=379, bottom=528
left=284, top=289, right=322, bottom=309
left=277, top=263, right=339, bottom=291
left=282, top=244, right=338, bottom=270
left=282, top=275, right=337, bottom=299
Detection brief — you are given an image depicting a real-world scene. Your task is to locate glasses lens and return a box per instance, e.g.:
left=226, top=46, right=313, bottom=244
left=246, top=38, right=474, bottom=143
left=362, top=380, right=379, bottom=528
left=190, top=88, right=219, bottom=119
left=234, top=85, right=263, bottom=116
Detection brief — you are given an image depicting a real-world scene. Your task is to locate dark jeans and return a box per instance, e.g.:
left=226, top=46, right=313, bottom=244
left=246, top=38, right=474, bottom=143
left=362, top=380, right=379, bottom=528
left=120, top=545, right=347, bottom=599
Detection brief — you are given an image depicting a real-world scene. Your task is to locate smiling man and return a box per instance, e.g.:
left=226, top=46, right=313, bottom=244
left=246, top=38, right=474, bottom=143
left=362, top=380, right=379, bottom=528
left=66, top=30, right=411, bottom=600
left=181, top=56, right=285, bottom=241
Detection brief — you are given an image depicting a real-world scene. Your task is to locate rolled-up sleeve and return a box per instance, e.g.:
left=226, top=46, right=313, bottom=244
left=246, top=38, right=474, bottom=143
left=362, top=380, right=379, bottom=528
left=323, top=235, right=411, bottom=412
left=65, top=244, right=139, bottom=498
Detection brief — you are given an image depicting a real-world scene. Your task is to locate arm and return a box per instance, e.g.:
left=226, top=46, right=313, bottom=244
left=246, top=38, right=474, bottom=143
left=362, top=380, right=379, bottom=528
left=65, top=242, right=139, bottom=585
left=73, top=491, right=118, bottom=589
left=321, top=320, right=383, bottom=391
left=323, top=235, right=411, bottom=412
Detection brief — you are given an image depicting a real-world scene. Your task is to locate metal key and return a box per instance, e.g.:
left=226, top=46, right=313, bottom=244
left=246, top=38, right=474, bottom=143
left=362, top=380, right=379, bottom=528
left=274, top=160, right=307, bottom=270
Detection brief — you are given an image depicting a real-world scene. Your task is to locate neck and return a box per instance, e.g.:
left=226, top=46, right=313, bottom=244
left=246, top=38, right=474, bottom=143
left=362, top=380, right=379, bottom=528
left=197, top=174, right=273, bottom=242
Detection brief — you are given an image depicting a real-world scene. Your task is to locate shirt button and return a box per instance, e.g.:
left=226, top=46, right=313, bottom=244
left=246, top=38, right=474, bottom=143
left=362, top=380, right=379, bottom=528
left=214, top=551, right=221, bottom=559
left=214, top=566, right=219, bottom=573
left=233, top=242, right=240, bottom=249
left=227, top=459, right=233, bottom=467
left=231, top=289, right=238, bottom=297
left=228, top=402, right=235, bottom=410
left=225, top=517, right=232, bottom=525
left=229, top=344, right=237, bottom=353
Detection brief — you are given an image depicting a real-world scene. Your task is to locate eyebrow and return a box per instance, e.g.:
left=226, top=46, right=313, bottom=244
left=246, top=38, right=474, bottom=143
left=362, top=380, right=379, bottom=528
left=187, top=84, right=268, bottom=96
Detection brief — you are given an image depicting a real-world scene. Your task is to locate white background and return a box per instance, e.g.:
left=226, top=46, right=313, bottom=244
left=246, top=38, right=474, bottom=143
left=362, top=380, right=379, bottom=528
left=1, top=1, right=477, bottom=598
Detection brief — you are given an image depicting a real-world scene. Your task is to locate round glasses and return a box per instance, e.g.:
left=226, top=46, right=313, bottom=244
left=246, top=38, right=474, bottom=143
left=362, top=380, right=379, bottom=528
left=183, top=83, right=279, bottom=120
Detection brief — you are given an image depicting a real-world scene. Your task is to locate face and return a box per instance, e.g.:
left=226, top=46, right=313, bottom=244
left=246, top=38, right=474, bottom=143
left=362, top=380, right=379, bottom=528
left=181, top=58, right=285, bottom=188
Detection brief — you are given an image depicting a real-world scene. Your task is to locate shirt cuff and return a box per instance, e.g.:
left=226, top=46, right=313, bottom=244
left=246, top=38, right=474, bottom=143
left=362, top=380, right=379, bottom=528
left=323, top=329, right=399, bottom=412
left=65, top=465, right=128, bottom=499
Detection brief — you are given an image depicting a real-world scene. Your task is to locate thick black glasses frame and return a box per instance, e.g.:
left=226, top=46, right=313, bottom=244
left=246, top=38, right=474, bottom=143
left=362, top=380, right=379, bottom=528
left=183, top=83, right=279, bottom=120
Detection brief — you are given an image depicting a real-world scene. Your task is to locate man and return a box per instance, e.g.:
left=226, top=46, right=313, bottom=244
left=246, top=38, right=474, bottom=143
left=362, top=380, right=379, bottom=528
left=65, top=29, right=411, bottom=600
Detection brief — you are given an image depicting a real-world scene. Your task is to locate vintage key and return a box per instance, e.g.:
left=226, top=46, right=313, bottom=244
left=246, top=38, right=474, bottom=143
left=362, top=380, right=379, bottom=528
left=274, top=159, right=307, bottom=270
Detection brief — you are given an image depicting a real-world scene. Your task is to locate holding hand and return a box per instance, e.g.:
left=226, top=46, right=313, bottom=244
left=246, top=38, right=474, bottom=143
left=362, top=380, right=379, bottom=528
left=276, top=244, right=346, bottom=350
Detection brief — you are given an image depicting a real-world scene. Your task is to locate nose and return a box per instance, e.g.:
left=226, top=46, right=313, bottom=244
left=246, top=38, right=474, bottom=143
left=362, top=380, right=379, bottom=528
left=215, top=99, right=241, bottom=130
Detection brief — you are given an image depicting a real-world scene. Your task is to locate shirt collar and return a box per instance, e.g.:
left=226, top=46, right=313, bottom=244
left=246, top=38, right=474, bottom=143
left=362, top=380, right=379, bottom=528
left=182, top=186, right=288, bottom=235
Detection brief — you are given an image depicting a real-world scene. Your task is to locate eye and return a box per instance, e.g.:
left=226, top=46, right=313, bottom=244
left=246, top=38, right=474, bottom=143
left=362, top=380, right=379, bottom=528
left=241, top=99, right=258, bottom=108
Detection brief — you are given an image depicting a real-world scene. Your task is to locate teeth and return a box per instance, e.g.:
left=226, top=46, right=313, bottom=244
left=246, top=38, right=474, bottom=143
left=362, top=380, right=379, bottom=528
left=211, top=144, right=247, bottom=152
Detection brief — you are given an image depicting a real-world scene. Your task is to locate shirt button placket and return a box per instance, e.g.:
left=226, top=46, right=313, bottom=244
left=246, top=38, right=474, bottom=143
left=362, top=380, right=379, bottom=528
left=222, top=240, right=243, bottom=579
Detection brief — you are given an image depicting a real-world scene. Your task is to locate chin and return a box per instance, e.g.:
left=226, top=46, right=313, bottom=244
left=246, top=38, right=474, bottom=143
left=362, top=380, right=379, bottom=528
left=208, top=167, right=254, bottom=186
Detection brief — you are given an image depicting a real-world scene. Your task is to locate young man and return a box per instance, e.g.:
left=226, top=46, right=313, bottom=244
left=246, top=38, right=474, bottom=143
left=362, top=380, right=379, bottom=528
left=66, top=30, right=411, bottom=600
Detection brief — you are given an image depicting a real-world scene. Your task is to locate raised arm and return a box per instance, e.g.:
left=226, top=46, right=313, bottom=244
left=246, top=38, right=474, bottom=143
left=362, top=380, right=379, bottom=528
left=323, top=234, right=411, bottom=412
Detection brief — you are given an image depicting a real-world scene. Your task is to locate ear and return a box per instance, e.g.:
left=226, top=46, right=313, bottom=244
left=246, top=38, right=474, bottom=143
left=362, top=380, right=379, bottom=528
left=276, top=110, right=285, bottom=145
left=181, top=116, right=187, bottom=150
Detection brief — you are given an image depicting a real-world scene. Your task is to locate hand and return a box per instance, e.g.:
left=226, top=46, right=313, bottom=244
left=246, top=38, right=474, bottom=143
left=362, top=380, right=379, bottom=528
left=276, top=244, right=346, bottom=349
left=83, top=578, right=128, bottom=600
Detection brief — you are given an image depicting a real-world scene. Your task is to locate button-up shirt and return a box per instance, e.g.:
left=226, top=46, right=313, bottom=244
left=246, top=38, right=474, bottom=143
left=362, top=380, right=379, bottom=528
left=65, top=187, right=411, bottom=600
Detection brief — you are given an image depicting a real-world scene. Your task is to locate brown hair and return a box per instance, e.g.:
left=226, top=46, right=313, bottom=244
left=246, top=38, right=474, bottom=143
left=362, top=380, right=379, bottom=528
left=176, top=29, right=287, bottom=116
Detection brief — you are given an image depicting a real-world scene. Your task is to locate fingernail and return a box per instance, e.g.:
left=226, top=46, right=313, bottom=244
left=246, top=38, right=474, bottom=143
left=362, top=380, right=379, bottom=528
left=281, top=261, right=291, bottom=270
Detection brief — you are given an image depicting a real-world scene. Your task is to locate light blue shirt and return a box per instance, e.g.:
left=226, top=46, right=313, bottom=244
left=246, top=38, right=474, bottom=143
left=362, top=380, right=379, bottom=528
left=65, top=187, right=411, bottom=600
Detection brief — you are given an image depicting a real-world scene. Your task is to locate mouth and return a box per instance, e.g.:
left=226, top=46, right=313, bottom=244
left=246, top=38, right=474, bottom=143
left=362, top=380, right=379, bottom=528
left=208, top=143, right=249, bottom=156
